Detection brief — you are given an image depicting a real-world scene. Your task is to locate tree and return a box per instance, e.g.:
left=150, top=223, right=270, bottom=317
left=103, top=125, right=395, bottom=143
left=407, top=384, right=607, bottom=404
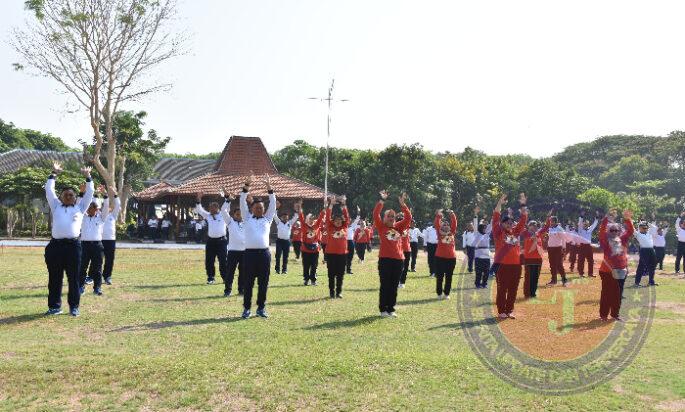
left=12, top=0, right=184, bottom=197
left=0, top=119, right=71, bottom=153
left=101, top=110, right=170, bottom=222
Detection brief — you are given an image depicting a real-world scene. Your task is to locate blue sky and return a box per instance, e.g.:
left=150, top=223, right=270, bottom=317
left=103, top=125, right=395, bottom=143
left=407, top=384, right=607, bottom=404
left=2, top=0, right=685, bottom=157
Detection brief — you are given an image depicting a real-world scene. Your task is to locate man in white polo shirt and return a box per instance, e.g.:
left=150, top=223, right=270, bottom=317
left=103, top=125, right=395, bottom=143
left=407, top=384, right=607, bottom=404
left=79, top=190, right=109, bottom=297
left=44, top=161, right=94, bottom=317
left=676, top=212, right=685, bottom=274
left=196, top=192, right=229, bottom=286
left=101, top=189, right=121, bottom=285
left=576, top=213, right=599, bottom=277
left=221, top=191, right=246, bottom=297
left=273, top=203, right=299, bottom=275
left=634, top=221, right=657, bottom=287
left=240, top=174, right=277, bottom=319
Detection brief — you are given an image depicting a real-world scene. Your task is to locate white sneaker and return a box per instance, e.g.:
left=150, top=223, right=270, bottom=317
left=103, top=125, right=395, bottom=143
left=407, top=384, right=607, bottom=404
left=398, top=283, right=405, bottom=289
left=389, top=311, right=398, bottom=317
left=444, top=294, right=451, bottom=300
left=380, top=311, right=390, bottom=318
left=437, top=294, right=444, bottom=300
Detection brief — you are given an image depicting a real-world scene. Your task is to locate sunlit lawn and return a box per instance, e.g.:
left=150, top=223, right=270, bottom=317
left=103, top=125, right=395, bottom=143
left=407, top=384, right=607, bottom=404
left=1, top=246, right=684, bottom=411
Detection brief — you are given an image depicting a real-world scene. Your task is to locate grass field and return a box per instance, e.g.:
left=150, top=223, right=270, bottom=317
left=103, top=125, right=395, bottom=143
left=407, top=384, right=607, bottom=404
left=1, top=246, right=685, bottom=411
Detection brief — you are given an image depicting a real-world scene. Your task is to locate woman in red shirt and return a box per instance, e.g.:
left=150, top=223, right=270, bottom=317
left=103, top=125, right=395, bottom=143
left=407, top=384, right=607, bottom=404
left=324, top=195, right=351, bottom=298
left=295, top=201, right=325, bottom=286
left=492, top=193, right=528, bottom=319
left=519, top=212, right=552, bottom=299
left=354, top=220, right=370, bottom=262
left=434, top=209, right=458, bottom=299
left=373, top=191, right=411, bottom=318
left=598, top=209, right=634, bottom=321
left=291, top=220, right=302, bottom=260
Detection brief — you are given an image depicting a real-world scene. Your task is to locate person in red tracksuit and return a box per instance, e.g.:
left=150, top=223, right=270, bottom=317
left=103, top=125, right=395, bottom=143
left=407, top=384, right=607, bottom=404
left=598, top=209, right=634, bottom=321
left=434, top=209, right=458, bottom=300
left=295, top=201, right=325, bottom=286
left=291, top=220, right=303, bottom=260
left=374, top=191, right=412, bottom=318
left=398, top=212, right=412, bottom=288
left=366, top=225, right=374, bottom=252
left=354, top=220, right=371, bottom=262
left=324, top=195, right=351, bottom=298
left=520, top=212, right=552, bottom=298
left=492, top=193, right=528, bottom=319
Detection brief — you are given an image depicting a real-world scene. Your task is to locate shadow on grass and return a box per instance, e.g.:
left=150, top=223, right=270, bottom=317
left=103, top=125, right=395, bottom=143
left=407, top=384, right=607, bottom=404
left=397, top=298, right=439, bottom=306
left=111, top=316, right=244, bottom=332
left=270, top=297, right=328, bottom=306
left=148, top=295, right=227, bottom=303
left=303, top=315, right=380, bottom=330
left=0, top=293, right=45, bottom=301
left=572, top=318, right=613, bottom=331
left=428, top=318, right=498, bottom=331
left=135, top=283, right=208, bottom=290
left=0, top=313, right=45, bottom=325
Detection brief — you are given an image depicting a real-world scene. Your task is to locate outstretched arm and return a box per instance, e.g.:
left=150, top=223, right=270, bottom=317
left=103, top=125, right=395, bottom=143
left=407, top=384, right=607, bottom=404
left=78, top=171, right=95, bottom=213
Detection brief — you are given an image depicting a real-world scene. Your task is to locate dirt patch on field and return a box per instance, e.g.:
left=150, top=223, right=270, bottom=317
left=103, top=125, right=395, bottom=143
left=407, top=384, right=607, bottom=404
left=654, top=302, right=685, bottom=316
left=657, top=399, right=685, bottom=411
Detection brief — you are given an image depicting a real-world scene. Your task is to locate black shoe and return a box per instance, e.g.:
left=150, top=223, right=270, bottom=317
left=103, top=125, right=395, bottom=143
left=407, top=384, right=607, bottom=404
left=94, top=288, right=103, bottom=296
left=282, top=271, right=287, bottom=275
left=275, top=269, right=281, bottom=274
left=45, top=308, right=63, bottom=315
left=346, top=271, right=353, bottom=275
left=104, top=277, right=112, bottom=285
left=70, top=307, right=80, bottom=317
left=649, top=283, right=659, bottom=286
left=304, top=280, right=309, bottom=286
left=84, top=277, right=94, bottom=285
left=256, top=308, right=269, bottom=318
left=241, top=309, right=251, bottom=319
left=224, top=290, right=232, bottom=297
left=207, top=279, right=215, bottom=285
left=330, top=293, right=335, bottom=299
left=79, top=286, right=85, bottom=295
left=336, top=294, right=343, bottom=299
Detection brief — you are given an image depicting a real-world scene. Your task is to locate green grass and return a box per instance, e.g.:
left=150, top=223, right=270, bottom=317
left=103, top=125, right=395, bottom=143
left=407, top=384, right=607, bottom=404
left=1, top=247, right=684, bottom=411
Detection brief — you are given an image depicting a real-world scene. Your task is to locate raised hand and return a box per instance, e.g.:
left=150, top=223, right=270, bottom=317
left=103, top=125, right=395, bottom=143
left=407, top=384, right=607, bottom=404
left=245, top=172, right=254, bottom=186
left=263, top=174, right=272, bottom=191
left=52, top=161, right=63, bottom=174
left=96, top=184, right=105, bottom=195
left=196, top=192, right=203, bottom=202
left=79, top=183, right=86, bottom=193
left=398, top=192, right=408, bottom=207
left=379, top=190, right=389, bottom=201
left=80, top=166, right=92, bottom=177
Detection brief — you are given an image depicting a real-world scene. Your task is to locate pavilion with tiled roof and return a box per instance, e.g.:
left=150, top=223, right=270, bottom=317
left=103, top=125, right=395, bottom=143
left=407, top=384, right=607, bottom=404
left=134, top=136, right=326, bottom=236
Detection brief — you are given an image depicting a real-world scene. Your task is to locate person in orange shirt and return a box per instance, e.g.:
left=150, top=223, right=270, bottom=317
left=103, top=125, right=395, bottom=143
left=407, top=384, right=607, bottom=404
left=354, top=220, right=371, bottom=262
left=373, top=191, right=411, bottom=318
left=492, top=193, right=528, bottom=319
left=519, top=211, right=552, bottom=298
left=434, top=209, right=458, bottom=299
left=324, top=195, right=351, bottom=298
left=291, top=220, right=302, bottom=260
left=598, top=209, right=634, bottom=321
left=295, top=200, right=326, bottom=286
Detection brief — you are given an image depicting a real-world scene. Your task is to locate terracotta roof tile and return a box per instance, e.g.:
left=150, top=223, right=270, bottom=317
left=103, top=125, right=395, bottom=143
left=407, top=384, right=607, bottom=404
left=166, top=173, right=325, bottom=200
left=215, top=136, right=277, bottom=175
left=134, top=181, right=175, bottom=201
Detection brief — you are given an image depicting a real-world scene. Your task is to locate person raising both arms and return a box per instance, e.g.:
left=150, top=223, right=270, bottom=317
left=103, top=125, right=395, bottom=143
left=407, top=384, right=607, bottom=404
left=324, top=195, right=352, bottom=298
left=471, top=207, right=493, bottom=289
left=220, top=190, right=246, bottom=297
left=273, top=201, right=299, bottom=275
left=597, top=209, right=634, bottom=321
left=291, top=220, right=303, bottom=261
left=79, top=185, right=109, bottom=297
left=195, top=191, right=229, bottom=287
left=519, top=210, right=553, bottom=299
left=354, top=220, right=371, bottom=262
left=44, top=162, right=94, bottom=317
left=374, top=191, right=412, bottom=318
left=674, top=211, right=685, bottom=275
left=434, top=208, right=458, bottom=300
left=295, top=199, right=326, bottom=286
left=492, top=193, right=528, bottom=319
left=240, top=173, right=277, bottom=319
left=576, top=211, right=600, bottom=278
left=345, top=205, right=361, bottom=274
left=101, top=186, right=121, bottom=286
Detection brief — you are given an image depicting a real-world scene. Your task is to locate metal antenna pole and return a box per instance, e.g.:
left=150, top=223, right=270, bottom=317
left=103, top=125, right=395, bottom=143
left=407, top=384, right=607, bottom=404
left=307, top=78, right=349, bottom=204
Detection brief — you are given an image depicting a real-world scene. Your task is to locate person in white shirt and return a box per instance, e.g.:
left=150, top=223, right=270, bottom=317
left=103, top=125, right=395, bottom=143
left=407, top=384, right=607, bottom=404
left=408, top=222, right=422, bottom=272
left=633, top=221, right=657, bottom=287
left=471, top=212, right=492, bottom=288
left=676, top=212, right=685, bottom=274
left=576, top=213, right=599, bottom=277
left=79, top=190, right=109, bottom=296
left=147, top=216, right=159, bottom=240
left=422, top=225, right=438, bottom=276
left=344, top=207, right=361, bottom=274
left=565, top=223, right=578, bottom=273
left=546, top=217, right=569, bottom=286
left=44, top=161, right=93, bottom=317
left=651, top=222, right=668, bottom=271
left=462, top=214, right=477, bottom=273
left=196, top=192, right=230, bottom=286
left=273, top=203, right=299, bottom=275
left=101, top=189, right=121, bottom=285
left=161, top=215, right=172, bottom=240
left=221, top=190, right=246, bottom=296
left=240, top=174, right=277, bottom=319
